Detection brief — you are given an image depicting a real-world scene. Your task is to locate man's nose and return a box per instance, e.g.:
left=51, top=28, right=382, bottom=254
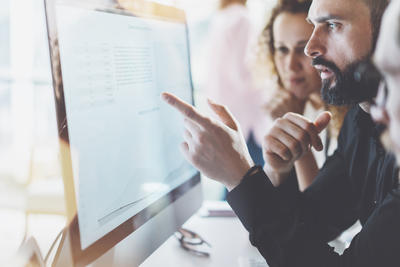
left=305, top=30, right=326, bottom=58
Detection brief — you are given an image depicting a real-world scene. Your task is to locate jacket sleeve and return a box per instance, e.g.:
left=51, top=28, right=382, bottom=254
left=282, top=190, right=400, bottom=267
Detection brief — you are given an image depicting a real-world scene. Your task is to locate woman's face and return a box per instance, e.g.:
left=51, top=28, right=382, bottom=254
left=273, top=12, right=321, bottom=100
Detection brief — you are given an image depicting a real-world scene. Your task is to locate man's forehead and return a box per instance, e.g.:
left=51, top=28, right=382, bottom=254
left=308, top=0, right=363, bottom=22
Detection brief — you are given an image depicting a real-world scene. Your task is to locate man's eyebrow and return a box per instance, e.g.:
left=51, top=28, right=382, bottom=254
left=306, top=14, right=344, bottom=24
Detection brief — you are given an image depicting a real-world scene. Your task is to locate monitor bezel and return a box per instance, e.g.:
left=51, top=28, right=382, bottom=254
left=44, top=1, right=200, bottom=266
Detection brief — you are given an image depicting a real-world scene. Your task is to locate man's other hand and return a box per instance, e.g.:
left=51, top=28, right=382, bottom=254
left=161, top=92, right=254, bottom=191
left=263, top=112, right=331, bottom=186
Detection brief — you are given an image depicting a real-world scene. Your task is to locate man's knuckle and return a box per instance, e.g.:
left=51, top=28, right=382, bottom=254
left=295, top=142, right=303, bottom=154
left=288, top=142, right=296, bottom=152
left=204, top=117, right=213, bottom=126
left=197, top=134, right=207, bottom=144
left=279, top=146, right=290, bottom=157
left=263, top=136, right=273, bottom=148
left=299, top=132, right=309, bottom=144
left=304, top=122, right=315, bottom=133
left=275, top=118, right=284, bottom=127
left=184, top=107, right=195, bottom=119
left=283, top=112, right=294, bottom=119
left=168, top=98, right=176, bottom=105
left=289, top=140, right=301, bottom=153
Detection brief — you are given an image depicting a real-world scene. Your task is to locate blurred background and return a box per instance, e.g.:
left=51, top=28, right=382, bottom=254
left=0, top=0, right=276, bottom=264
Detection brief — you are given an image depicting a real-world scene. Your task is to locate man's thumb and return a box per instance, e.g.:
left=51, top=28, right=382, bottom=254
left=314, top=112, right=332, bottom=133
left=207, top=98, right=238, bottom=130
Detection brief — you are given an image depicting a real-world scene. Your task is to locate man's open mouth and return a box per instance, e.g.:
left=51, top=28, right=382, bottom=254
left=314, top=65, right=335, bottom=80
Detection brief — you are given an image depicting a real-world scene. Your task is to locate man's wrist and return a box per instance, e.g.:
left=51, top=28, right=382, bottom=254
left=226, top=165, right=260, bottom=192
left=244, top=165, right=263, bottom=177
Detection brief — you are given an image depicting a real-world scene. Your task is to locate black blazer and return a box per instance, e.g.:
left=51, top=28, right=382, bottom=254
left=227, top=105, right=400, bottom=267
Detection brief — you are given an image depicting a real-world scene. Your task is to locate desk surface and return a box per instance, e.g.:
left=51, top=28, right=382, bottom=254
left=141, top=205, right=264, bottom=267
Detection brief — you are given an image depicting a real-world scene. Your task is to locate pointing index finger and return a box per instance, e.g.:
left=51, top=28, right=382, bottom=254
left=162, top=92, right=207, bottom=126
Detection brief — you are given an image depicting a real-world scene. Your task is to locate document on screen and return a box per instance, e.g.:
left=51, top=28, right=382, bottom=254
left=56, top=5, right=196, bottom=249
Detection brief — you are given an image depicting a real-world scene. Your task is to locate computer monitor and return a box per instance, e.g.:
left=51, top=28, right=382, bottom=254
left=44, top=0, right=202, bottom=266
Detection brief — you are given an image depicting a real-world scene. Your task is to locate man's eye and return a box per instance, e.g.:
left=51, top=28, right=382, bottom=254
left=327, top=22, right=338, bottom=30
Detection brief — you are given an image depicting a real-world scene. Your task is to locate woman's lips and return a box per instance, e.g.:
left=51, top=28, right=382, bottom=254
left=289, top=77, right=306, bottom=86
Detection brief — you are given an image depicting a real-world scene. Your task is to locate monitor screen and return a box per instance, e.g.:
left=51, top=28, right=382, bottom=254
left=44, top=1, right=202, bottom=266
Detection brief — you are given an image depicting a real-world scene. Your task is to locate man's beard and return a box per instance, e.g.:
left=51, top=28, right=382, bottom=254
left=312, top=57, right=380, bottom=106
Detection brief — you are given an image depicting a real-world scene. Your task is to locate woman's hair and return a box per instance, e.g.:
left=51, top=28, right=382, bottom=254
left=255, top=0, right=348, bottom=138
left=219, top=0, right=247, bottom=10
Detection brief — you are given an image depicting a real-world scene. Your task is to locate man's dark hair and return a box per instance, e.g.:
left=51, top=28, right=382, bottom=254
left=363, top=0, right=390, bottom=49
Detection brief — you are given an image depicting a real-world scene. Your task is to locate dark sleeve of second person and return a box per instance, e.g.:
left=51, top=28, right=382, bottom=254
left=226, top=151, right=352, bottom=267
left=227, top=167, right=400, bottom=267
left=226, top=106, right=375, bottom=266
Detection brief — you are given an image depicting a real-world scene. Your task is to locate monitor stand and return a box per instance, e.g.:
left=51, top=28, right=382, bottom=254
left=52, top=228, right=73, bottom=267
left=51, top=182, right=202, bottom=267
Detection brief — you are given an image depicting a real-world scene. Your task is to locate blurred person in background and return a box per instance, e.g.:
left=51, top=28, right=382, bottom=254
left=372, top=0, right=400, bottom=169
left=256, top=0, right=348, bottom=191
left=203, top=0, right=266, bottom=166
